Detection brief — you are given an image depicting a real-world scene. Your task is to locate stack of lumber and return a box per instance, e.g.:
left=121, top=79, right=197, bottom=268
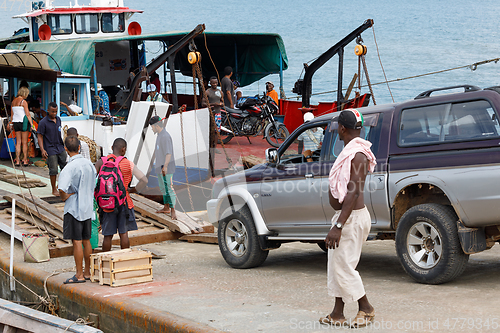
left=0, top=192, right=215, bottom=258
left=130, top=193, right=213, bottom=234
left=0, top=193, right=72, bottom=257
left=0, top=168, right=46, bottom=188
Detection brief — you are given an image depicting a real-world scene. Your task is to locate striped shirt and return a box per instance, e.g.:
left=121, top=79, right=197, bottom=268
left=101, top=154, right=135, bottom=210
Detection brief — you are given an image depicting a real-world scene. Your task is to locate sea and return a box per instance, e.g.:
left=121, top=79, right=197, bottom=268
left=2, top=0, right=500, bottom=106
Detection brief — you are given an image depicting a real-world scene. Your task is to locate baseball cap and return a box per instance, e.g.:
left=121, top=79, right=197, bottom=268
left=338, top=108, right=364, bottom=130
left=303, top=112, right=314, bottom=122
left=149, top=115, right=161, bottom=126
left=266, top=81, right=274, bottom=86
left=146, top=83, right=157, bottom=93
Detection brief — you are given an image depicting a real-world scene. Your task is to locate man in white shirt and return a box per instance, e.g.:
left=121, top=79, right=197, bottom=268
left=66, top=127, right=91, bottom=161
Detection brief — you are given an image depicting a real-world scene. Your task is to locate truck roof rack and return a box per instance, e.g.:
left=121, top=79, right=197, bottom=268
left=414, top=85, right=481, bottom=100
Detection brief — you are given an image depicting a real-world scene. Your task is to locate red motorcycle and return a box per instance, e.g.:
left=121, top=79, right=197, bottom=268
left=218, top=95, right=289, bottom=147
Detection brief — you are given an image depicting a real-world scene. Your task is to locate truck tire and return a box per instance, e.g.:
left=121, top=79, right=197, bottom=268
left=395, top=203, right=469, bottom=284
left=218, top=207, right=269, bottom=268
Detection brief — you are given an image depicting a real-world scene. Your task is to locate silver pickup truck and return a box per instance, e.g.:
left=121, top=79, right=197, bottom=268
left=207, top=85, right=500, bottom=284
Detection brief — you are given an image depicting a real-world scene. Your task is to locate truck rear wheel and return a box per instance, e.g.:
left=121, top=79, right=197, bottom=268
left=218, top=207, right=269, bottom=268
left=395, top=203, right=469, bottom=284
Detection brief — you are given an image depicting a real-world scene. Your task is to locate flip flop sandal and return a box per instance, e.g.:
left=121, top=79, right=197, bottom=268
left=351, top=310, right=375, bottom=328
left=319, top=314, right=348, bottom=326
left=64, top=275, right=86, bottom=284
left=84, top=277, right=91, bottom=281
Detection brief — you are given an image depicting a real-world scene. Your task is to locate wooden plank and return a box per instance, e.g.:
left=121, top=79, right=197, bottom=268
left=131, top=193, right=213, bottom=231
left=111, top=275, right=153, bottom=287
left=0, top=216, right=27, bottom=241
left=22, top=195, right=64, bottom=221
left=111, top=229, right=182, bottom=246
left=0, top=174, right=45, bottom=188
left=0, top=214, right=72, bottom=258
left=179, top=233, right=218, bottom=244
left=3, top=194, right=64, bottom=232
left=6, top=208, right=65, bottom=241
left=130, top=193, right=204, bottom=233
left=132, top=200, right=192, bottom=234
left=134, top=215, right=168, bottom=230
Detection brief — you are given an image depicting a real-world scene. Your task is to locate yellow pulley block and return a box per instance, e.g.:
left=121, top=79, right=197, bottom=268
left=188, top=51, right=201, bottom=64
left=354, top=44, right=367, bottom=56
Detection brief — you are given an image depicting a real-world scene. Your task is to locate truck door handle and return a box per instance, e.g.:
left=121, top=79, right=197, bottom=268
left=305, top=174, right=313, bottom=178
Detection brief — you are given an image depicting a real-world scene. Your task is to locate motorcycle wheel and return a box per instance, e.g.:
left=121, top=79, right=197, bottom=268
left=217, top=113, right=234, bottom=144
left=264, top=123, right=289, bottom=148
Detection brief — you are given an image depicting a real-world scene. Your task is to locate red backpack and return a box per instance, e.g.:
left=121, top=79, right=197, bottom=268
left=94, top=155, right=127, bottom=212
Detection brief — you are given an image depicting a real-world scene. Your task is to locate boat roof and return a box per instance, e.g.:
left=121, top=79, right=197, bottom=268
left=6, top=30, right=288, bottom=87
left=0, top=50, right=59, bottom=81
left=13, top=7, right=142, bottom=18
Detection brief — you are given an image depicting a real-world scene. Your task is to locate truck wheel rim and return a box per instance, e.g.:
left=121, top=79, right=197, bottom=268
left=225, top=219, right=249, bottom=257
left=407, top=222, right=442, bottom=269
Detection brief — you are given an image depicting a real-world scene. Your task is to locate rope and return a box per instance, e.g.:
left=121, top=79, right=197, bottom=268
left=192, top=65, right=198, bottom=110
left=0, top=265, right=56, bottom=315
left=192, top=55, right=234, bottom=168
left=0, top=107, right=51, bottom=238
left=360, top=55, right=376, bottom=105
left=283, top=57, right=500, bottom=100
left=202, top=33, right=245, bottom=168
left=64, top=317, right=93, bottom=332
left=371, top=26, right=394, bottom=103
left=178, top=105, right=195, bottom=211
left=190, top=66, right=211, bottom=199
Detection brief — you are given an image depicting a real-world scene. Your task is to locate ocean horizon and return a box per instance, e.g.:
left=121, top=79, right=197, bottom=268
left=1, top=0, right=500, bottom=106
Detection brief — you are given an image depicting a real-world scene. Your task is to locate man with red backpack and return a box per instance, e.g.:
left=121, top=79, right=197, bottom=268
left=94, top=138, right=148, bottom=252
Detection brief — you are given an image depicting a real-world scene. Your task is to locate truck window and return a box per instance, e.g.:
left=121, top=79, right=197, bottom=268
left=326, top=113, right=381, bottom=161
left=281, top=124, right=326, bottom=164
left=399, top=100, right=500, bottom=146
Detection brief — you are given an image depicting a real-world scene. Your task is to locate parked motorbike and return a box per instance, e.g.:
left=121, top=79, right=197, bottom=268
left=218, top=95, right=289, bottom=147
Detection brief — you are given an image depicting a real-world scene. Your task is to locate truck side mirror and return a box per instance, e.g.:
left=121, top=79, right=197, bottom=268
left=265, top=148, right=279, bottom=164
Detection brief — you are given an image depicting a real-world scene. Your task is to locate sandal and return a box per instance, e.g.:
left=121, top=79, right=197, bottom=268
left=319, top=314, right=348, bottom=326
left=351, top=310, right=375, bottom=328
left=63, top=275, right=86, bottom=284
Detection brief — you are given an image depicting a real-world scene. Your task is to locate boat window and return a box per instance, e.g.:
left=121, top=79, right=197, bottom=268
left=101, top=13, right=125, bottom=33
left=398, top=100, right=500, bottom=146
left=75, top=14, right=99, bottom=34
left=59, top=83, right=88, bottom=117
left=47, top=14, right=73, bottom=35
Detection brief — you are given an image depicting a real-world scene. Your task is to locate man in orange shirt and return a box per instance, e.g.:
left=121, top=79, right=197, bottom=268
left=266, top=81, right=279, bottom=104
left=95, top=138, right=148, bottom=251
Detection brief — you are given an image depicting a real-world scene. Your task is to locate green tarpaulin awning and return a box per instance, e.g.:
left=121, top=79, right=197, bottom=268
left=6, top=30, right=288, bottom=87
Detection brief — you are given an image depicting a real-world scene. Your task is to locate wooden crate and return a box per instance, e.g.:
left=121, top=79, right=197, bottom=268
left=90, top=249, right=153, bottom=287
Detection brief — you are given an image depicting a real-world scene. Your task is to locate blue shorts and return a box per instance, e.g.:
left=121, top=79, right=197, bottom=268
left=101, top=206, right=137, bottom=236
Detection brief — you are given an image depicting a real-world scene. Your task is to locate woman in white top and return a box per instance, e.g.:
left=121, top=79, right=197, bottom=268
left=9, top=86, right=33, bottom=167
